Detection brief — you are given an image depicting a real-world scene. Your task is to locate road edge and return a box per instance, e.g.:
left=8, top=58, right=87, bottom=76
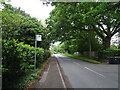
left=28, top=57, right=52, bottom=88
left=55, top=56, right=72, bottom=88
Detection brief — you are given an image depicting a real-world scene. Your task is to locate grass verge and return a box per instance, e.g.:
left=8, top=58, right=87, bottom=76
left=62, top=53, right=101, bottom=64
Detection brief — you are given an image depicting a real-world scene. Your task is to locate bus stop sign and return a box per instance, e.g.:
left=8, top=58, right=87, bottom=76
left=36, top=35, right=42, bottom=41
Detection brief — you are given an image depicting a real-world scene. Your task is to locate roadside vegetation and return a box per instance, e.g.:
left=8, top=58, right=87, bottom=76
left=62, top=53, right=101, bottom=64
left=9, top=66, right=42, bottom=88
left=1, top=2, right=51, bottom=88
left=1, top=1, right=120, bottom=88
left=49, top=2, right=120, bottom=62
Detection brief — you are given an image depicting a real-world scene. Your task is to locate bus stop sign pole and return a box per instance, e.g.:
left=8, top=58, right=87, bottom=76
left=34, top=35, right=42, bottom=69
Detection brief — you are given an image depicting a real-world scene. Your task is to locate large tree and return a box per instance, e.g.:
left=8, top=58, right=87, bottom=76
left=84, top=2, right=120, bottom=49
left=46, top=2, right=120, bottom=49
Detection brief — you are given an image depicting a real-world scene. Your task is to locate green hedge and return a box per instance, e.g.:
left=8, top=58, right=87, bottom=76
left=43, top=50, right=51, bottom=60
left=98, top=49, right=120, bottom=59
left=2, top=39, right=51, bottom=87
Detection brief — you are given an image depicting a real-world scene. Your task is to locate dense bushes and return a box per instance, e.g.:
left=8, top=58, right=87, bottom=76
left=1, top=3, right=52, bottom=88
left=43, top=50, right=51, bottom=60
left=98, top=48, right=120, bottom=59
left=2, top=39, right=51, bottom=87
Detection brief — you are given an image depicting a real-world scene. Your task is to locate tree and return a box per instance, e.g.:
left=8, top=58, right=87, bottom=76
left=84, top=2, right=120, bottom=49
left=46, top=2, right=120, bottom=49
left=2, top=3, right=51, bottom=49
left=61, top=31, right=102, bottom=55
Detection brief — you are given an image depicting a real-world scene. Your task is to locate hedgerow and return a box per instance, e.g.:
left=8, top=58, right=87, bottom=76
left=2, top=39, right=51, bottom=88
left=98, top=48, right=120, bottom=59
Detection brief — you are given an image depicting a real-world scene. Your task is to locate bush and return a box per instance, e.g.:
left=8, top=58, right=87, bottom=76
left=98, top=48, right=120, bottom=59
left=2, top=39, right=51, bottom=88
left=43, top=50, right=51, bottom=60
left=68, top=45, right=78, bottom=54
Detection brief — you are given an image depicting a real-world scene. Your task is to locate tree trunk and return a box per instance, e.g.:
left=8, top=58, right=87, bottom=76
left=103, top=37, right=111, bottom=49
left=89, top=37, right=92, bottom=58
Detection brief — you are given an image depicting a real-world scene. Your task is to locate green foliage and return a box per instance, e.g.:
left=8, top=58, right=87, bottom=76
left=62, top=53, right=101, bottom=64
left=55, top=31, right=102, bottom=55
left=98, top=48, right=120, bottom=59
left=2, top=2, right=51, bottom=88
left=1, top=3, right=51, bottom=49
left=46, top=2, right=120, bottom=49
left=2, top=39, right=51, bottom=88
left=68, top=45, right=78, bottom=54
left=2, top=6, right=42, bottom=46
left=51, top=44, right=65, bottom=54
left=43, top=50, right=51, bottom=60
left=12, top=68, right=41, bottom=88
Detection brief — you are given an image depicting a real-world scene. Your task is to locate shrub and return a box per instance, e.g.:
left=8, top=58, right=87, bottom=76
left=2, top=39, right=51, bottom=88
left=98, top=48, right=120, bottom=59
left=43, top=50, right=51, bottom=60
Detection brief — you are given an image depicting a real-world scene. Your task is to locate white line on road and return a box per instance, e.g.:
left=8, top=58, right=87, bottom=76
left=84, top=67, right=106, bottom=78
left=39, top=64, right=51, bottom=83
left=56, top=62, right=66, bottom=88
left=47, top=64, right=51, bottom=73
left=73, top=62, right=105, bottom=78
left=73, top=62, right=80, bottom=65
left=73, top=62, right=82, bottom=68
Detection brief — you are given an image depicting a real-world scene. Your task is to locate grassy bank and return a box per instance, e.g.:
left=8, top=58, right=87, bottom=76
left=62, top=53, right=101, bottom=64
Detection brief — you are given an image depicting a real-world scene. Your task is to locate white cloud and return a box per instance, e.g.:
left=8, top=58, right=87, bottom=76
left=10, top=0, right=54, bottom=21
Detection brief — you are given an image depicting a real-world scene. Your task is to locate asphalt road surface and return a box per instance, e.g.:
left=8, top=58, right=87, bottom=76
left=54, top=54, right=118, bottom=88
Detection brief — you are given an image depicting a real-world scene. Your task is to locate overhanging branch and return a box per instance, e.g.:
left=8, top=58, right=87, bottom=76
left=92, top=25, right=105, bottom=40
left=97, top=22, right=108, bottom=36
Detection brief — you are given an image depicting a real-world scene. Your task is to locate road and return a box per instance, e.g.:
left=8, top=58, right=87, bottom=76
left=55, top=54, right=118, bottom=88
left=35, top=56, right=65, bottom=88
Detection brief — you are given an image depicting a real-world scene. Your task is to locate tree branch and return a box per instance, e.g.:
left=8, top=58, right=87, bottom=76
left=111, top=27, right=120, bottom=36
left=111, top=23, right=120, bottom=36
left=97, top=22, right=108, bottom=36
left=92, top=25, right=105, bottom=40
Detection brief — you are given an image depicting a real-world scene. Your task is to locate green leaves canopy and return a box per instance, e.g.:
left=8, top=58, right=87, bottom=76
left=46, top=2, right=120, bottom=49
left=2, top=3, right=51, bottom=49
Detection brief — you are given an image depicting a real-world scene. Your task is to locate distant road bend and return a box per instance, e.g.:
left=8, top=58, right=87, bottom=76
left=54, top=54, right=118, bottom=88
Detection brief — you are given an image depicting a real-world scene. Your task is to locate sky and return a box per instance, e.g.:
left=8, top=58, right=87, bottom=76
left=10, top=0, right=54, bottom=22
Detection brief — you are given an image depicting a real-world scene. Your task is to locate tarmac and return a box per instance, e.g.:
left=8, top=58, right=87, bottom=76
left=35, top=56, right=65, bottom=88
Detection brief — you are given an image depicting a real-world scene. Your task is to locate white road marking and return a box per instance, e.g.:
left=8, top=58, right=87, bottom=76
left=73, top=62, right=82, bottom=68
left=39, top=64, right=51, bottom=83
left=84, top=67, right=106, bottom=78
left=73, top=62, right=80, bottom=65
left=56, top=62, right=66, bottom=88
left=47, top=64, right=50, bottom=72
